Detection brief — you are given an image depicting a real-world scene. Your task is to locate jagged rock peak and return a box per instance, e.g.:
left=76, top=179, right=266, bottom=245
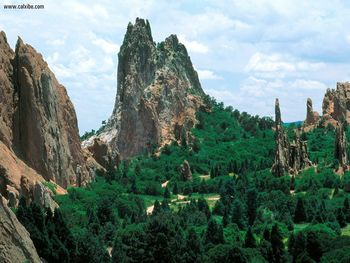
left=93, top=18, right=206, bottom=159
left=275, top=98, right=282, bottom=125
left=335, top=122, right=348, bottom=171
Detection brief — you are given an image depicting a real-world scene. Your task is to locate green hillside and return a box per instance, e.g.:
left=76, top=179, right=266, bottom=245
left=16, top=97, right=350, bottom=262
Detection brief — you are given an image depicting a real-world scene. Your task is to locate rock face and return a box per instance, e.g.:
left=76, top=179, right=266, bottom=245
left=272, top=99, right=312, bottom=176
left=303, top=98, right=320, bottom=128
left=88, top=18, right=205, bottom=159
left=0, top=195, right=41, bottom=263
left=334, top=122, right=348, bottom=171
left=322, top=82, right=350, bottom=126
left=0, top=31, right=92, bottom=203
left=87, top=138, right=120, bottom=169
left=179, top=160, right=192, bottom=181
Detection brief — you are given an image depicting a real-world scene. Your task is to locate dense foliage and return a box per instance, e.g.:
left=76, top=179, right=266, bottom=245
left=18, top=97, right=350, bottom=262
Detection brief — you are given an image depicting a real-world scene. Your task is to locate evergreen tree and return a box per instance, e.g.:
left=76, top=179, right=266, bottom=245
left=337, top=208, right=347, bottom=228
left=204, top=219, right=224, bottom=245
left=111, top=237, right=126, bottom=263
left=290, top=176, right=295, bottom=191
left=173, top=182, right=179, bottom=195
left=294, top=197, right=307, bottom=223
left=270, top=224, right=285, bottom=263
left=232, top=199, right=246, bottom=229
left=246, top=188, right=258, bottom=225
left=163, top=186, right=171, bottom=199
left=197, top=198, right=211, bottom=219
left=184, top=228, right=203, bottom=263
left=343, top=197, right=350, bottom=222
left=152, top=200, right=161, bottom=215
left=244, top=226, right=256, bottom=248
left=222, top=208, right=230, bottom=227
left=226, top=247, right=248, bottom=263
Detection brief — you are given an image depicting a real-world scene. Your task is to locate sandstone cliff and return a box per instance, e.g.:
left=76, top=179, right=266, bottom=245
left=0, top=31, right=92, bottom=204
left=0, top=195, right=41, bottom=263
left=84, top=18, right=205, bottom=160
left=272, top=99, right=312, bottom=176
left=322, top=82, right=350, bottom=126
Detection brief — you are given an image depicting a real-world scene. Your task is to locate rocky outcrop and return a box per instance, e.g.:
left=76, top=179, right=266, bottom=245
left=179, top=160, right=192, bottom=181
left=272, top=99, right=312, bottom=176
left=88, top=18, right=205, bottom=159
left=33, top=182, right=59, bottom=211
left=322, top=82, right=350, bottom=126
left=289, top=131, right=313, bottom=172
left=334, top=122, right=348, bottom=171
left=0, top=195, right=41, bottom=263
left=87, top=138, right=120, bottom=169
left=272, top=99, right=291, bottom=177
left=0, top=30, right=93, bottom=201
left=303, top=98, right=320, bottom=130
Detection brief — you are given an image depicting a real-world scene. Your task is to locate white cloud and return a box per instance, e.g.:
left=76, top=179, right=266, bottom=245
left=197, top=69, right=222, bottom=80
left=90, top=33, right=119, bottom=54
left=178, top=35, right=208, bottom=54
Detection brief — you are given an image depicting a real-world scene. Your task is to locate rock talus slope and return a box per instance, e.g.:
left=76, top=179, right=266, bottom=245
left=85, top=18, right=205, bottom=160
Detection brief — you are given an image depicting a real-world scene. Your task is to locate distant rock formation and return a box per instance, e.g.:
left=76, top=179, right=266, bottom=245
left=335, top=122, right=348, bottom=172
left=87, top=138, right=120, bottom=169
left=322, top=82, right=350, bottom=126
left=0, top=31, right=94, bottom=205
left=84, top=18, right=205, bottom=159
left=0, top=195, right=41, bottom=263
left=303, top=98, right=320, bottom=130
left=272, top=99, right=312, bottom=176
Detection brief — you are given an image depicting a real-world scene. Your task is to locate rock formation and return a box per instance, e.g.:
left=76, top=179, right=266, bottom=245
left=87, top=138, right=120, bottom=169
left=0, top=195, right=41, bottom=263
left=303, top=98, right=320, bottom=130
left=272, top=99, right=291, bottom=177
left=179, top=160, right=192, bottom=181
left=322, top=82, right=350, bottom=126
left=334, top=122, right=348, bottom=171
left=272, top=99, right=312, bottom=176
left=0, top=30, right=93, bottom=205
left=84, top=18, right=205, bottom=159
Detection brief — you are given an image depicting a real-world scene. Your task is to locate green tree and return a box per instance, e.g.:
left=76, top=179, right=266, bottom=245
left=204, top=219, right=224, bottom=245
left=232, top=199, right=246, bottom=229
left=270, top=224, right=285, bottom=263
left=244, top=226, right=256, bottom=248
left=294, top=197, right=307, bottom=223
left=246, top=188, right=258, bottom=225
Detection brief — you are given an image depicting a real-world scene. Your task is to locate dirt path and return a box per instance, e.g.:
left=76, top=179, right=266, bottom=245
left=161, top=180, right=169, bottom=188
left=147, top=205, right=154, bottom=215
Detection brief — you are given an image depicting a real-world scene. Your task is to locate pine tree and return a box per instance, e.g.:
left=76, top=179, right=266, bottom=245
left=290, top=176, right=295, bottom=191
left=270, top=224, right=285, bottom=263
left=232, top=199, right=246, bottom=229
left=343, top=197, right=350, bottom=222
left=163, top=186, right=171, bottom=199
left=294, top=198, right=307, bottom=223
left=204, top=219, right=224, bottom=245
left=185, top=228, right=203, bottom=263
left=112, top=237, right=126, bottom=263
left=152, top=200, right=161, bottom=215
left=173, top=182, right=179, bottom=195
left=244, top=226, right=256, bottom=248
left=222, top=208, right=230, bottom=227
left=337, top=208, right=347, bottom=228
left=246, top=188, right=258, bottom=225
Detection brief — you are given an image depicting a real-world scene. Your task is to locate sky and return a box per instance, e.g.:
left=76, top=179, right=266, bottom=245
left=1, top=0, right=350, bottom=133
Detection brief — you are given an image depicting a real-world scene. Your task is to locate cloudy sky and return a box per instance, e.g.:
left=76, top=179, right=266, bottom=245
left=1, top=0, right=350, bottom=133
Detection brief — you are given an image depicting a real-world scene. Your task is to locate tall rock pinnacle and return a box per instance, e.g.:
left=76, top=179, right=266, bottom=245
left=272, top=99, right=290, bottom=177
left=335, top=122, right=348, bottom=171
left=304, top=98, right=320, bottom=126
left=272, top=99, right=312, bottom=176
left=87, top=18, right=205, bottom=159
